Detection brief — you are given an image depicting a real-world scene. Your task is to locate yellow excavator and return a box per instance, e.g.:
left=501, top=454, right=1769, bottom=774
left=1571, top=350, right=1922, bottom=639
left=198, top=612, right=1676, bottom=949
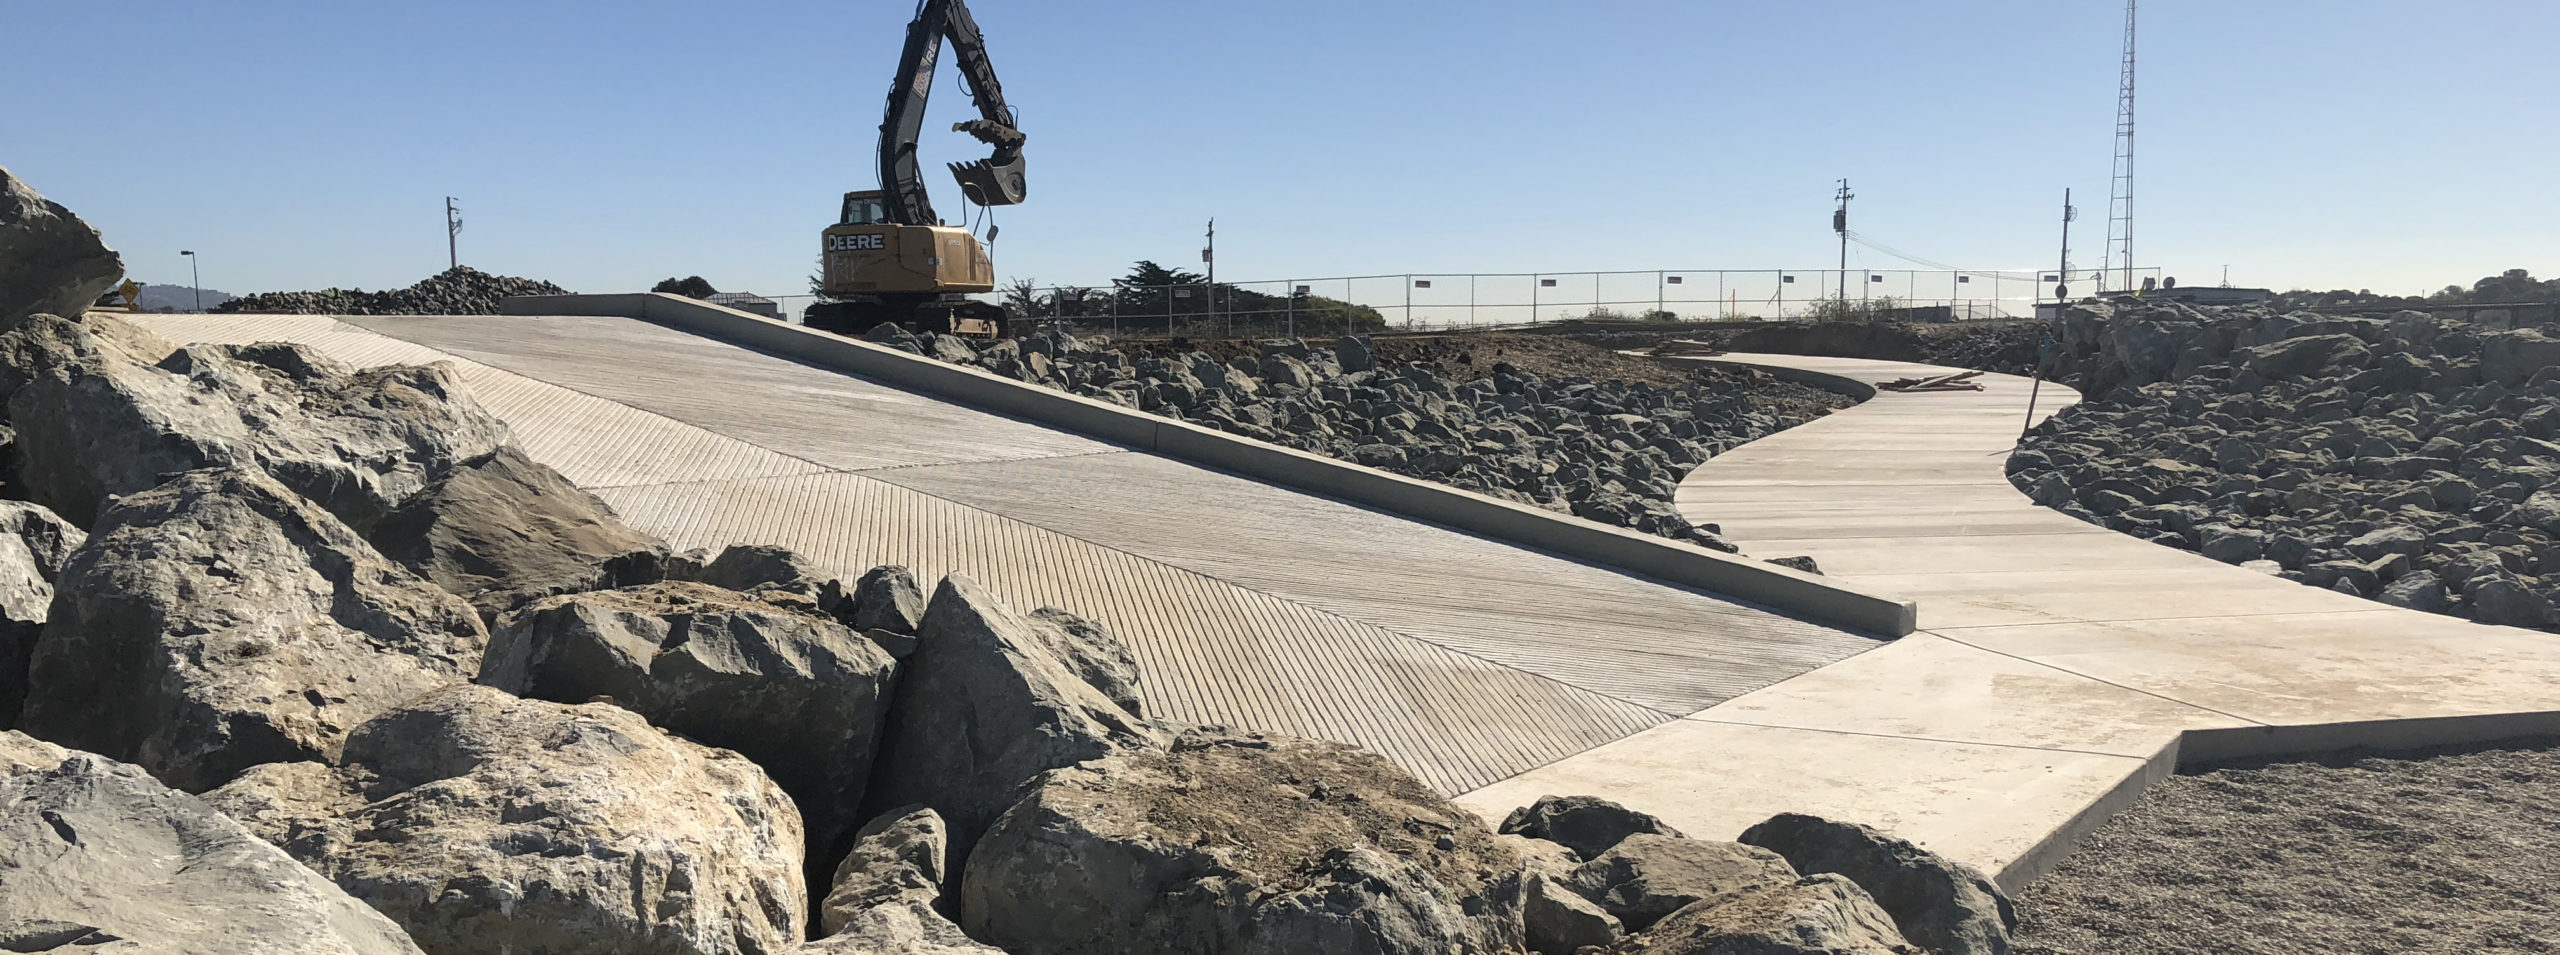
left=806, top=0, right=1024, bottom=339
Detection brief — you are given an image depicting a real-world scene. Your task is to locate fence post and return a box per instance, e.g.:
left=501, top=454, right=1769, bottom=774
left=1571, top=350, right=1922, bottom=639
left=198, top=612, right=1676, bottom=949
left=1404, top=275, right=1413, bottom=331
left=1531, top=274, right=1539, bottom=325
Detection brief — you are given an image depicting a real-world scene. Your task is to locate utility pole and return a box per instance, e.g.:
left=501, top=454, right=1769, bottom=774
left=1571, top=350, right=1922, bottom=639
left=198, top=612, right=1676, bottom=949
left=445, top=197, right=463, bottom=272
left=1201, top=218, right=1215, bottom=328
left=1832, top=179, right=1853, bottom=306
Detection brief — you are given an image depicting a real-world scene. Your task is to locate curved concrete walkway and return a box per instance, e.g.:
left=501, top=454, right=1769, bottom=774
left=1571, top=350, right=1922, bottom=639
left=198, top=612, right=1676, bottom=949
left=1459, top=353, right=2560, bottom=889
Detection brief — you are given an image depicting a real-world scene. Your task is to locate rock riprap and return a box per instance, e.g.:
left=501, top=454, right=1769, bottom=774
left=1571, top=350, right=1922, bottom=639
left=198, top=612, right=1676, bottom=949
left=205, top=685, right=806, bottom=955
left=369, top=444, right=670, bottom=619
left=479, top=580, right=896, bottom=875
left=6, top=329, right=510, bottom=528
left=960, top=732, right=1529, bottom=955
left=1600, top=874, right=1915, bottom=955
left=865, top=574, right=1165, bottom=865
left=1741, top=812, right=2016, bottom=955
left=1501, top=793, right=1688, bottom=861
left=0, top=500, right=82, bottom=730
left=810, top=806, right=998, bottom=952
left=214, top=265, right=568, bottom=316
left=0, top=165, right=123, bottom=327
left=1, top=731, right=426, bottom=954
left=18, top=467, right=487, bottom=791
left=882, top=327, right=1851, bottom=550
left=2011, top=300, right=2560, bottom=632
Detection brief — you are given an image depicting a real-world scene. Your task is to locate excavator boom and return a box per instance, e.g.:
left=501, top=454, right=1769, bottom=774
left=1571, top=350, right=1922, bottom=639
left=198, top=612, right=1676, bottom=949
left=880, top=0, right=1026, bottom=227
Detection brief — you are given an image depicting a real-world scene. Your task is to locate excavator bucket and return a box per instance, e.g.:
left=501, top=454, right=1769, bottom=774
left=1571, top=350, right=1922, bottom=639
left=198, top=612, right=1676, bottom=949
left=950, top=153, right=1026, bottom=207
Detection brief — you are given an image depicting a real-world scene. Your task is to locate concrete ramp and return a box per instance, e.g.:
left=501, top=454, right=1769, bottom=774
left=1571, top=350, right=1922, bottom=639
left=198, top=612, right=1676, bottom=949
left=138, top=313, right=1879, bottom=795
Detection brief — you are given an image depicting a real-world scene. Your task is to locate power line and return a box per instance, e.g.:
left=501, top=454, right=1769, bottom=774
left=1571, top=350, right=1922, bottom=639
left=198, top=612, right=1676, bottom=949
left=1842, top=230, right=1966, bottom=273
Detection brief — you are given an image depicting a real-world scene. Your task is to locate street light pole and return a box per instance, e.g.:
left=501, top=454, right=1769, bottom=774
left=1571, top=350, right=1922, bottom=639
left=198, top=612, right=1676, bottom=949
left=445, top=197, right=462, bottom=271
left=180, top=250, right=201, bottom=312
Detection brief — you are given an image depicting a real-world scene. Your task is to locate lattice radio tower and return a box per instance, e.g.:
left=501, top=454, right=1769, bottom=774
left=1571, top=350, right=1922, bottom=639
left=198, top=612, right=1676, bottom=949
left=2100, top=0, right=2136, bottom=292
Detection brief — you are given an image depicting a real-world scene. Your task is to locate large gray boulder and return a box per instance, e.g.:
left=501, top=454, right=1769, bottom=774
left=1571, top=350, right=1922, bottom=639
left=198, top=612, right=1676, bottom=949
left=1501, top=793, right=1687, bottom=861
left=848, top=564, right=925, bottom=634
left=0, top=501, right=82, bottom=729
left=18, top=467, right=488, bottom=791
left=1567, top=834, right=1800, bottom=933
left=1740, top=812, right=2015, bottom=955
left=204, top=684, right=807, bottom=955
left=961, top=732, right=1528, bottom=955
left=370, top=445, right=669, bottom=619
left=2241, top=334, right=2370, bottom=382
left=0, top=732, right=425, bottom=955
left=0, top=310, right=174, bottom=405
left=1526, top=870, right=1624, bottom=954
left=694, top=543, right=844, bottom=609
left=1028, top=605, right=1146, bottom=718
left=811, top=806, right=998, bottom=952
left=1602, top=875, right=1913, bottom=955
left=0, top=166, right=122, bottom=327
left=8, top=336, right=509, bottom=528
left=818, top=806, right=948, bottom=937
left=865, top=574, right=1165, bottom=864
left=479, top=580, right=896, bottom=871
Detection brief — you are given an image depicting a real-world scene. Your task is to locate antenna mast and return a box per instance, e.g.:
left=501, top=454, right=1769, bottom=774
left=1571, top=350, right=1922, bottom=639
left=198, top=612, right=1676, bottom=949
left=2101, top=0, right=2136, bottom=292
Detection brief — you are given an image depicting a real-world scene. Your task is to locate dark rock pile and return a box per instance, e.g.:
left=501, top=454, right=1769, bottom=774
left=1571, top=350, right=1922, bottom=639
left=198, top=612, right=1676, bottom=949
left=2011, top=299, right=2560, bottom=630
left=1, top=171, right=1979, bottom=954
left=875, top=325, right=1853, bottom=552
left=213, top=266, right=568, bottom=316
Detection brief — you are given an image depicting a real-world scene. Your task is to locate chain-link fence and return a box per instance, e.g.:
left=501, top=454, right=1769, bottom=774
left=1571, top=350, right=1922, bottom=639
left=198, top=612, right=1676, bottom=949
left=724, top=266, right=2162, bottom=337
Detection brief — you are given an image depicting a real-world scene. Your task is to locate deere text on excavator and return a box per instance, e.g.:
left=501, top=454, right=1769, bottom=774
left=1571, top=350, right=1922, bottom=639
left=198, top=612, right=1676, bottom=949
left=806, top=0, right=1025, bottom=339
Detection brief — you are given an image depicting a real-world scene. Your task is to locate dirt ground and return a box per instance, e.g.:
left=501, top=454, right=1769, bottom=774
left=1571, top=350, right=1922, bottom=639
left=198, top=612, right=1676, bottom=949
left=2013, top=738, right=2560, bottom=955
left=1367, top=333, right=1713, bottom=388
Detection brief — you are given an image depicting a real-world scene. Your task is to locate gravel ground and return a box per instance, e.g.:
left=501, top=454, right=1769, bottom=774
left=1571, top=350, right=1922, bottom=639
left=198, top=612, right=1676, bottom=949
left=2014, top=738, right=2560, bottom=955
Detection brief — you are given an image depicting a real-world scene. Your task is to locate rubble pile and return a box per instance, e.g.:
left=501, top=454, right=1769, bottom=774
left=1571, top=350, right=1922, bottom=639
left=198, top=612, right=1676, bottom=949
left=883, top=325, right=1852, bottom=553
left=214, top=266, right=567, bottom=316
left=2012, top=299, right=2560, bottom=631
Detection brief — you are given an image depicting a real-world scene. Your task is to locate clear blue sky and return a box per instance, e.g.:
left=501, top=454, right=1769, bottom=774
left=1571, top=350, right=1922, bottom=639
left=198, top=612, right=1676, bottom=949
left=5, top=0, right=2553, bottom=299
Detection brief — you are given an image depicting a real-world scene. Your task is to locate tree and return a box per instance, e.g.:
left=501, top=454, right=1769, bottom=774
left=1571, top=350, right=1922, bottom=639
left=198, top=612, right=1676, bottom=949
left=1002, top=277, right=1053, bottom=319
left=652, top=276, right=717, bottom=299
left=1112, top=260, right=1209, bottom=321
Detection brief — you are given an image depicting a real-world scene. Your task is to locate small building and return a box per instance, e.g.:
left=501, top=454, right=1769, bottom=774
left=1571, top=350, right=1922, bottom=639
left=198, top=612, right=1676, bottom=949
left=704, top=292, right=782, bottom=319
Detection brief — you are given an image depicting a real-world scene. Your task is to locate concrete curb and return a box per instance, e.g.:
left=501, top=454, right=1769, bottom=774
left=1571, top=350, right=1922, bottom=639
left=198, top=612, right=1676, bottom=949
left=1691, top=357, right=1882, bottom=401
left=500, top=292, right=1920, bottom=636
left=1994, top=710, right=2560, bottom=891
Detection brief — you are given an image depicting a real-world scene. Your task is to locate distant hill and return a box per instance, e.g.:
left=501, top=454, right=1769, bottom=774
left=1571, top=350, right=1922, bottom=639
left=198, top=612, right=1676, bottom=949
left=132, top=283, right=235, bottom=312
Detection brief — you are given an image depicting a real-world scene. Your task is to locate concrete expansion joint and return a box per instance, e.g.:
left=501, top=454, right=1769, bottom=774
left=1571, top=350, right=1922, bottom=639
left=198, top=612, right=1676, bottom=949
left=1918, top=629, right=2270, bottom=729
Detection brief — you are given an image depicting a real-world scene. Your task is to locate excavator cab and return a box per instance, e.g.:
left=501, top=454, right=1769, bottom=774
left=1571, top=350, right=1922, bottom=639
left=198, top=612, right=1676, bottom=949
left=840, top=192, right=890, bottom=226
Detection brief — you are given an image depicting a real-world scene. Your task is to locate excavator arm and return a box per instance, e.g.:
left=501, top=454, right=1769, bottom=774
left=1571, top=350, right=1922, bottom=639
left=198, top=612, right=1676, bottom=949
left=878, top=0, right=1026, bottom=228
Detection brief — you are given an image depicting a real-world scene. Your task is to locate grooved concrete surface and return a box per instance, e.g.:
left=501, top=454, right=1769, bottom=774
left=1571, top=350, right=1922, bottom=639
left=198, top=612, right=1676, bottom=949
left=1460, top=352, right=2560, bottom=888
left=136, top=314, right=1877, bottom=796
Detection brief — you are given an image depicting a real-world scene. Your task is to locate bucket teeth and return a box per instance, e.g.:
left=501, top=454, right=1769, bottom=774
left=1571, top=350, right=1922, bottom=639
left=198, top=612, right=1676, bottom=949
left=949, top=155, right=1027, bottom=207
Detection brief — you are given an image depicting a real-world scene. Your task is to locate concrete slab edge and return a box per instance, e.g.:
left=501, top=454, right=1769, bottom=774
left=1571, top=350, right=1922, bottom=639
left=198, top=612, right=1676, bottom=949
left=1994, top=709, right=2560, bottom=892
left=499, top=292, right=1919, bottom=636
